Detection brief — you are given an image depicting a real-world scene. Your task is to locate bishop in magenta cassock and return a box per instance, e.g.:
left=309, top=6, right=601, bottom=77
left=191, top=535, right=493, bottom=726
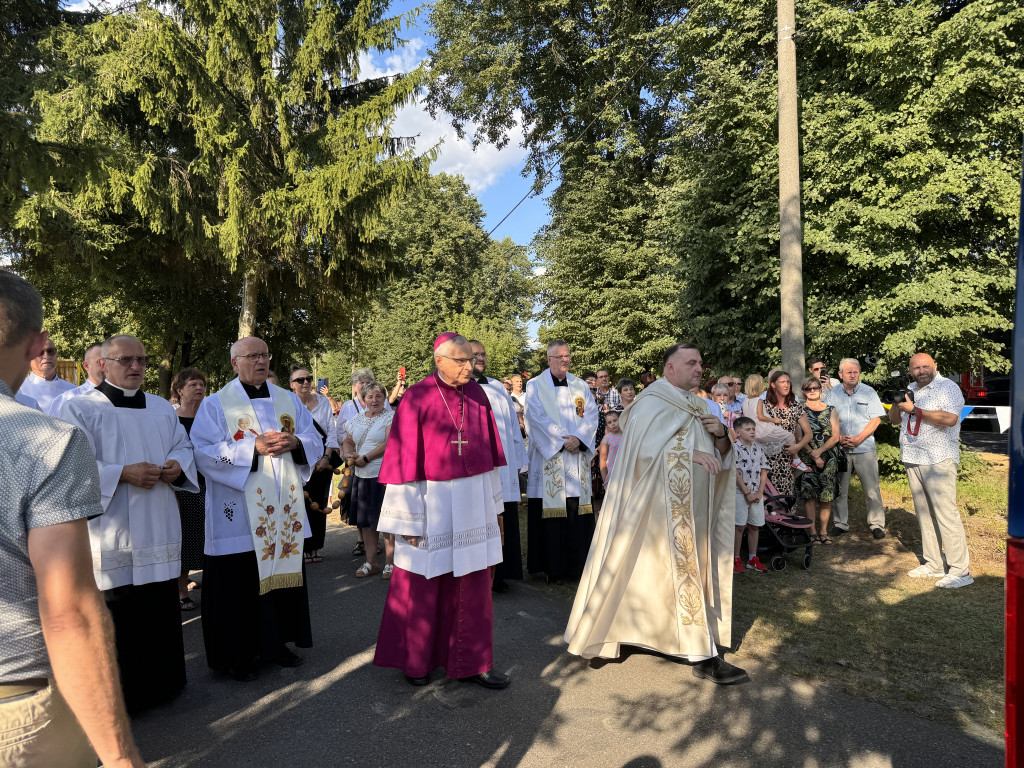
left=373, top=333, right=511, bottom=689
left=59, top=335, right=199, bottom=712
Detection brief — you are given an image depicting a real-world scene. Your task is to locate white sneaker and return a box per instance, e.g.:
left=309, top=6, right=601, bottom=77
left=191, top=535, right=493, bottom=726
left=907, top=564, right=945, bottom=579
left=936, top=573, right=974, bottom=589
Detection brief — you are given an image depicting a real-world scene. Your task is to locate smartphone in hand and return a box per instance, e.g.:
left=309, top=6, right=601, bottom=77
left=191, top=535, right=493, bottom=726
left=317, top=378, right=328, bottom=391
left=398, top=367, right=406, bottom=380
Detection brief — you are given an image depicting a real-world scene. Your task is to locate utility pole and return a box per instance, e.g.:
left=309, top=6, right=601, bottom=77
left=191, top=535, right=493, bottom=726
left=778, top=0, right=806, bottom=377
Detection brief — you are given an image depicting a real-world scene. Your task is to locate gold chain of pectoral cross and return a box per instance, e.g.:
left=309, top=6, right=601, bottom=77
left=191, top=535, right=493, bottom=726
left=434, top=373, right=469, bottom=455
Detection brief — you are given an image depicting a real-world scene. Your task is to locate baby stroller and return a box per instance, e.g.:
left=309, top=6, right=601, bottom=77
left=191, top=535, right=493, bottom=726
left=756, top=479, right=814, bottom=571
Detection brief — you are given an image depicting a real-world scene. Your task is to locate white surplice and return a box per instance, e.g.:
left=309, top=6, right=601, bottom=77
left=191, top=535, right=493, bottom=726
left=14, top=391, right=40, bottom=411
left=190, top=379, right=322, bottom=556
left=61, top=387, right=199, bottom=590
left=46, top=378, right=97, bottom=417
left=525, top=370, right=598, bottom=499
left=479, top=377, right=527, bottom=503
left=378, top=471, right=504, bottom=579
left=19, top=372, right=75, bottom=415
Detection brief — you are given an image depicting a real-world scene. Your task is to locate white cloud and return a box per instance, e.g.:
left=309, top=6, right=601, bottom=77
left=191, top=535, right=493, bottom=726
left=360, top=40, right=527, bottom=194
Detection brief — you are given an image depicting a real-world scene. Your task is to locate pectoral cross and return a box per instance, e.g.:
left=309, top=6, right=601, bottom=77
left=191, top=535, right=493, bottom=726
left=451, top=430, right=469, bottom=456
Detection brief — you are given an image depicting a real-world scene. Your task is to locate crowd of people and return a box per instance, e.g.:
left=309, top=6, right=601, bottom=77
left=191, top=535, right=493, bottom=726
left=1, top=267, right=976, bottom=766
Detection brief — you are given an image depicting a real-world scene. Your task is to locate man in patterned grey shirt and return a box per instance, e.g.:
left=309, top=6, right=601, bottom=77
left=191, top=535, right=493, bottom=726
left=0, top=270, right=144, bottom=768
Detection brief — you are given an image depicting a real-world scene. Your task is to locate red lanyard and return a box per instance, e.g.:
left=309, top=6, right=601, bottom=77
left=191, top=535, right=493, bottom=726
left=906, top=408, right=922, bottom=436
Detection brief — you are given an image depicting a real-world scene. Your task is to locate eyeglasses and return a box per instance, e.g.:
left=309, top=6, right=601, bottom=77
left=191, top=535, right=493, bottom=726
left=291, top=376, right=313, bottom=384
left=235, top=352, right=272, bottom=362
left=548, top=355, right=571, bottom=361
left=104, top=356, right=148, bottom=368
left=39, top=349, right=58, bottom=357
left=728, top=382, right=742, bottom=386
left=440, top=355, right=473, bottom=367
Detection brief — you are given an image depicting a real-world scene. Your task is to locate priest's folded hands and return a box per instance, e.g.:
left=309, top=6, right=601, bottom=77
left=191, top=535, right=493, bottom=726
left=159, top=459, right=182, bottom=483
left=121, top=462, right=164, bottom=488
left=254, top=428, right=296, bottom=457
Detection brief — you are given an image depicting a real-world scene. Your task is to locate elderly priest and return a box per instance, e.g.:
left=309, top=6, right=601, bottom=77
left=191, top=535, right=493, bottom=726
left=59, top=334, right=199, bottom=712
left=525, top=339, right=598, bottom=583
left=373, top=333, right=510, bottom=689
left=191, top=336, right=323, bottom=682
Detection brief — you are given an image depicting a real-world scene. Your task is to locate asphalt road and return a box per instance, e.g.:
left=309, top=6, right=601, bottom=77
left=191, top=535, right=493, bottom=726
left=961, top=430, right=1010, bottom=455
left=132, top=520, right=1003, bottom=768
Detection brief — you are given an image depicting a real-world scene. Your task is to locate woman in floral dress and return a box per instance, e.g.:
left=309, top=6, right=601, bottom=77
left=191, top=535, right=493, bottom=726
left=757, top=371, right=812, bottom=497
left=796, top=377, right=843, bottom=543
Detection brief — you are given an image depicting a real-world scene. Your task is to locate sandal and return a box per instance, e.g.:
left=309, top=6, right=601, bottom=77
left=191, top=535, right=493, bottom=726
left=311, top=552, right=324, bottom=563
left=382, top=564, right=394, bottom=580
left=187, top=579, right=201, bottom=591
left=356, top=562, right=381, bottom=578
left=304, top=552, right=313, bottom=564
left=821, top=536, right=834, bottom=545
left=179, top=596, right=196, bottom=611
left=352, top=541, right=365, bottom=558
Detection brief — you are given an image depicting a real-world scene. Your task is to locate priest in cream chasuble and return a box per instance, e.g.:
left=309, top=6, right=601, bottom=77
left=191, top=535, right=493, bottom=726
left=564, top=343, right=749, bottom=686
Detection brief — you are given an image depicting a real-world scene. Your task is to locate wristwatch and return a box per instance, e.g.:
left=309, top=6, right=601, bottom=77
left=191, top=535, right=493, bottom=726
left=361, top=455, right=369, bottom=464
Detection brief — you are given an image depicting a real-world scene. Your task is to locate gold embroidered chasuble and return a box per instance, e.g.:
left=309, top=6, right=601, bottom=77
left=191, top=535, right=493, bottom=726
left=564, top=378, right=735, bottom=659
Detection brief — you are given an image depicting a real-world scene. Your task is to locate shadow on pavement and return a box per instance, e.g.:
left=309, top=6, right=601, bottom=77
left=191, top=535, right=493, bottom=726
left=131, top=517, right=1004, bottom=768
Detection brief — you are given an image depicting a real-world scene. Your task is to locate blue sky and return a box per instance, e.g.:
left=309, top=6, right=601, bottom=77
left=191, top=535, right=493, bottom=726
left=361, top=1, right=550, bottom=249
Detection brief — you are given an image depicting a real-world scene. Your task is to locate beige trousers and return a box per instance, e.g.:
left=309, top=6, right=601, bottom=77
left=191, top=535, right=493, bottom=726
left=832, top=449, right=886, bottom=531
left=0, top=682, right=95, bottom=768
left=905, top=459, right=970, bottom=576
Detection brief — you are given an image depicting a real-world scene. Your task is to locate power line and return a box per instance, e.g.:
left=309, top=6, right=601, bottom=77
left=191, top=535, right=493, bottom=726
left=486, top=10, right=687, bottom=237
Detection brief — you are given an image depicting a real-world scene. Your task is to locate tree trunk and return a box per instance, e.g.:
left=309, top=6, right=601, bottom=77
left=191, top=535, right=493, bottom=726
left=778, top=0, right=806, bottom=377
left=181, top=330, right=193, bottom=369
left=158, top=327, right=178, bottom=398
left=239, top=270, right=258, bottom=339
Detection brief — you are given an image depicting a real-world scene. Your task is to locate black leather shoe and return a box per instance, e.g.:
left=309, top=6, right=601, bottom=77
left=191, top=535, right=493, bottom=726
left=275, top=647, right=304, bottom=668
left=492, top=579, right=510, bottom=594
left=830, top=527, right=847, bottom=538
left=692, top=656, right=749, bottom=685
left=404, top=674, right=430, bottom=686
left=229, top=663, right=259, bottom=682
left=871, top=528, right=886, bottom=540
left=458, top=670, right=511, bottom=689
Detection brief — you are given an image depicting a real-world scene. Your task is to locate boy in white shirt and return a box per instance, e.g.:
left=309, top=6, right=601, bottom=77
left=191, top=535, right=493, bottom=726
left=733, top=416, right=770, bottom=573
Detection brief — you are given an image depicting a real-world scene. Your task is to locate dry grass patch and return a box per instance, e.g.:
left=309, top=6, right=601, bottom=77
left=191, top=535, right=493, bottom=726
left=730, top=452, right=1007, bottom=739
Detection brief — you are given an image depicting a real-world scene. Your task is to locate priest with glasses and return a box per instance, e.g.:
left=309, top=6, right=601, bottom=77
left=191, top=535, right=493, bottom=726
left=59, top=334, right=199, bottom=712
left=373, top=333, right=510, bottom=689
left=191, top=337, right=322, bottom=682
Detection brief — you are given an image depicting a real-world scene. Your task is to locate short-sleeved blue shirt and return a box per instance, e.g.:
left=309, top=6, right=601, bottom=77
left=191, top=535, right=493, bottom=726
left=823, top=383, right=886, bottom=454
left=0, top=380, right=104, bottom=683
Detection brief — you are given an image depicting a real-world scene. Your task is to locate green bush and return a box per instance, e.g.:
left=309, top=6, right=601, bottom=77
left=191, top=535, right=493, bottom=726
left=870, top=419, right=988, bottom=480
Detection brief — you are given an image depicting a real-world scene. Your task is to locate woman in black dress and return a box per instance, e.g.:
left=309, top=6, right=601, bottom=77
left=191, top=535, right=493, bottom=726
left=171, top=367, right=208, bottom=611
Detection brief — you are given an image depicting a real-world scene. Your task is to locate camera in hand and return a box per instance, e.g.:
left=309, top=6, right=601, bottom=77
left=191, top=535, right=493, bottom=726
left=880, top=371, right=915, bottom=405
left=886, top=387, right=915, bottom=407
